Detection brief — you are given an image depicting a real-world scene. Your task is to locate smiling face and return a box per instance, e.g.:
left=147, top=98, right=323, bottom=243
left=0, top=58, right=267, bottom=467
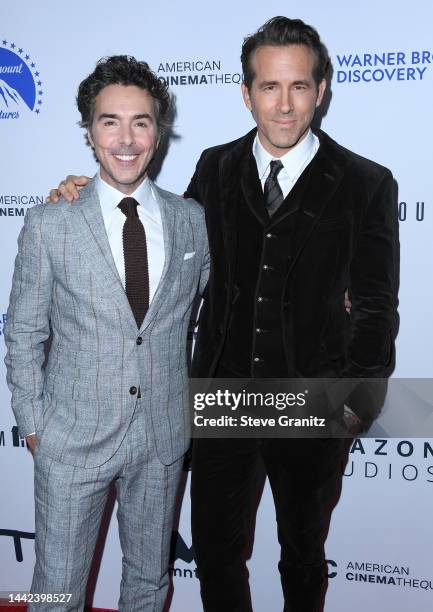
left=242, top=44, right=326, bottom=157
left=87, top=84, right=159, bottom=194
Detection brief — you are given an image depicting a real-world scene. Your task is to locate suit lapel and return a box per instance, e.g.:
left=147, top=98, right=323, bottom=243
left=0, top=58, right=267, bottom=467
left=69, top=178, right=138, bottom=330
left=240, top=148, right=269, bottom=226
left=138, top=183, right=185, bottom=333
left=217, top=127, right=347, bottom=281
left=71, top=179, right=186, bottom=333
left=240, top=141, right=308, bottom=227
left=219, top=129, right=257, bottom=279
left=286, top=133, right=345, bottom=275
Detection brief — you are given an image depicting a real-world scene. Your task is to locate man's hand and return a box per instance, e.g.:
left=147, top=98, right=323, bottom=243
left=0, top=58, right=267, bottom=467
left=26, top=434, right=37, bottom=455
left=344, top=290, right=352, bottom=314
left=46, top=175, right=91, bottom=203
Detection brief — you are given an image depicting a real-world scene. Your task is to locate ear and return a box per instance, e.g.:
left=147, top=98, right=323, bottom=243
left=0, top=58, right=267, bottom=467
left=241, top=82, right=253, bottom=112
left=87, top=128, right=94, bottom=148
left=315, top=78, right=326, bottom=108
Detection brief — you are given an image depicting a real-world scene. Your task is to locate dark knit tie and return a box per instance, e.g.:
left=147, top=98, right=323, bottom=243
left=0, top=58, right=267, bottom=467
left=118, top=197, right=149, bottom=328
left=264, top=160, right=284, bottom=217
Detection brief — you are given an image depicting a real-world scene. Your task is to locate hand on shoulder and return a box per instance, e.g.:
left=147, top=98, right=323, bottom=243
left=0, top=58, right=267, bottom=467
left=46, top=175, right=91, bottom=204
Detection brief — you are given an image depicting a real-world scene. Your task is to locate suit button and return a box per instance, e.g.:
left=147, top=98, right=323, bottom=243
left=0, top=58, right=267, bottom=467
left=129, top=386, right=138, bottom=395
left=257, top=296, right=263, bottom=303
left=254, top=357, right=262, bottom=363
left=266, top=233, right=274, bottom=239
left=136, top=337, right=143, bottom=345
left=256, top=328, right=262, bottom=333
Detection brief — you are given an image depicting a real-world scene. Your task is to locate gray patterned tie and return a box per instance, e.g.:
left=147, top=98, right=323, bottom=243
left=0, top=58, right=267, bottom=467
left=264, top=160, right=284, bottom=217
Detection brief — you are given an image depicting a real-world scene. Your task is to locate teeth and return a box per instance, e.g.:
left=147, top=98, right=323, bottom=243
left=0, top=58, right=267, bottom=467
left=114, top=154, right=137, bottom=161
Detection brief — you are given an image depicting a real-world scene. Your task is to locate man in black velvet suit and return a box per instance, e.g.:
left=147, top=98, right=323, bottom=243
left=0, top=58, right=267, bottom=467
left=184, top=16, right=399, bottom=612
left=49, top=16, right=398, bottom=612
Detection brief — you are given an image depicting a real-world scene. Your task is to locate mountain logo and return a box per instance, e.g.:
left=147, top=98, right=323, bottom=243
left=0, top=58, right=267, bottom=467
left=0, top=38, right=44, bottom=119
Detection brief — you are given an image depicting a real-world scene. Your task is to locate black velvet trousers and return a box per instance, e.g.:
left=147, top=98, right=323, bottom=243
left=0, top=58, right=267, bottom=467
left=191, top=430, right=346, bottom=611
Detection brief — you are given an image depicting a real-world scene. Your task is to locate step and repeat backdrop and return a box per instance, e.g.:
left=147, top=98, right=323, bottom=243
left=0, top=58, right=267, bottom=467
left=1, top=1, right=433, bottom=610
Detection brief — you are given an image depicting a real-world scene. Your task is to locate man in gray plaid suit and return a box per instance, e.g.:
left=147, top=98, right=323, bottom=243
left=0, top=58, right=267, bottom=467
left=4, top=56, right=209, bottom=611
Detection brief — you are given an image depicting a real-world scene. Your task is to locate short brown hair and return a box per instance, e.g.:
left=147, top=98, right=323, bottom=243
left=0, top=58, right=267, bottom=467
left=77, top=55, right=171, bottom=138
left=241, top=16, right=330, bottom=89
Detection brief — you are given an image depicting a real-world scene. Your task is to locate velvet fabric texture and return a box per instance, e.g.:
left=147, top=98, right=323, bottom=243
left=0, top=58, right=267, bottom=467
left=185, top=129, right=399, bottom=611
left=192, top=435, right=347, bottom=612
left=186, top=129, right=399, bottom=381
left=219, top=149, right=316, bottom=377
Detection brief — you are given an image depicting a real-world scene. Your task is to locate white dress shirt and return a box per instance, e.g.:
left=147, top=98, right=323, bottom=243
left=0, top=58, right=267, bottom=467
left=253, top=129, right=319, bottom=198
left=96, top=173, right=165, bottom=303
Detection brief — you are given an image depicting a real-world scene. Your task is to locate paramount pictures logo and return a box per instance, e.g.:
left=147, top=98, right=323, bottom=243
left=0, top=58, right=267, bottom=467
left=0, top=37, right=44, bottom=119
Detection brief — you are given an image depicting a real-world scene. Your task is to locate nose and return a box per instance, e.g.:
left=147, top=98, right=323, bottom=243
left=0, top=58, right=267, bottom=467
left=278, top=89, right=293, bottom=114
left=119, top=123, right=134, bottom=146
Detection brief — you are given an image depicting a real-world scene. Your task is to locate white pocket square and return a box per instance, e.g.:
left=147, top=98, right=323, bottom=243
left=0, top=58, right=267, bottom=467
left=184, top=251, right=196, bottom=260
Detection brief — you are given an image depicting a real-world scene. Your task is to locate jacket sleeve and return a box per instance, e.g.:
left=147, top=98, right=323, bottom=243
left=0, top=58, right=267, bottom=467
left=199, top=217, right=210, bottom=296
left=185, top=153, right=210, bottom=295
left=343, top=169, right=399, bottom=379
left=184, top=151, right=206, bottom=201
left=4, top=206, right=54, bottom=438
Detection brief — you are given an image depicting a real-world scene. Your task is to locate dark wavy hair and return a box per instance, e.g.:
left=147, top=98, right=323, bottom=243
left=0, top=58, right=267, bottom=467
left=241, top=16, right=330, bottom=89
left=77, top=55, right=170, bottom=140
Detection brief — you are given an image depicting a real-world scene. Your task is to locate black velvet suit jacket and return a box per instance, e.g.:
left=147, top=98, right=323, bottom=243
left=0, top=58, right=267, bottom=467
left=186, top=128, right=399, bottom=383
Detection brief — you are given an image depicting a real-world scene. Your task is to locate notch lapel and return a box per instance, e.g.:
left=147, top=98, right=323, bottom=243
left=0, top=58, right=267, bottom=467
left=286, top=136, right=345, bottom=276
left=240, top=148, right=269, bottom=226
left=69, top=178, right=138, bottom=331
left=138, top=184, right=185, bottom=333
left=218, top=129, right=257, bottom=280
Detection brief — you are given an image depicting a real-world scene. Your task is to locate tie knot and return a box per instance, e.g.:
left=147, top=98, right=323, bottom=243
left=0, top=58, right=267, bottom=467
left=118, top=197, right=139, bottom=218
left=269, top=159, right=283, bottom=179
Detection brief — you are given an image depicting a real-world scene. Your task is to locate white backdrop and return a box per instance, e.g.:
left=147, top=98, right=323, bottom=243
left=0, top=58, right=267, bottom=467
left=1, top=1, right=433, bottom=610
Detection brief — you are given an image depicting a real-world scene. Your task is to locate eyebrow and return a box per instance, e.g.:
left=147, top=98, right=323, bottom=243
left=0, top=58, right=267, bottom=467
left=258, top=80, right=276, bottom=87
left=291, top=79, right=311, bottom=86
left=97, top=113, right=154, bottom=121
left=259, top=79, right=311, bottom=87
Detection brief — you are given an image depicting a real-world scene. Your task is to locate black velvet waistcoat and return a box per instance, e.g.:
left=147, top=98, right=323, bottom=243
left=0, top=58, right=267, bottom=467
left=220, top=154, right=316, bottom=377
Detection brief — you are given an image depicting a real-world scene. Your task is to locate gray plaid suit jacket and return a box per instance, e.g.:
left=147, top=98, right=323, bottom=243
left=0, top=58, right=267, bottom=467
left=4, top=177, right=209, bottom=467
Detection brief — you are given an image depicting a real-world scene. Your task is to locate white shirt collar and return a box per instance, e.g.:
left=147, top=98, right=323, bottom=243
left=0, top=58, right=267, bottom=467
left=253, top=129, right=318, bottom=182
left=96, top=172, right=159, bottom=219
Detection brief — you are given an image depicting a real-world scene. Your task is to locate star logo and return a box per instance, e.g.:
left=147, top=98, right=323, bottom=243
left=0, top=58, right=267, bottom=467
left=0, top=37, right=45, bottom=118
